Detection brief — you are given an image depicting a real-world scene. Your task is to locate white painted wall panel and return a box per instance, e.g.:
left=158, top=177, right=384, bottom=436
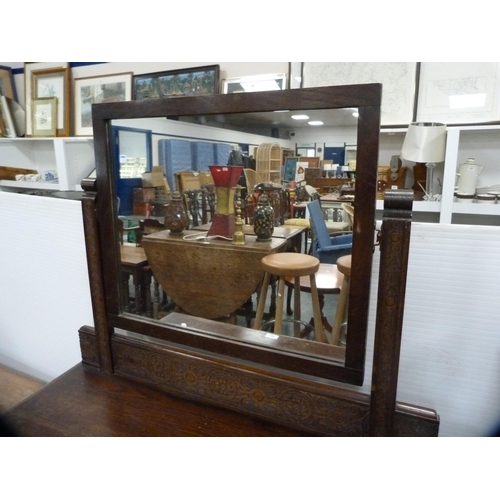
left=362, top=223, right=500, bottom=436
left=0, top=192, right=93, bottom=381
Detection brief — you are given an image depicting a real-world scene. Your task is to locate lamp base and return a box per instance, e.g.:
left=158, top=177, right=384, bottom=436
left=412, top=163, right=427, bottom=201
left=207, top=215, right=235, bottom=239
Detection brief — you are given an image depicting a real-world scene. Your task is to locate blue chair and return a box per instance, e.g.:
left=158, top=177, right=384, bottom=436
left=308, top=199, right=353, bottom=264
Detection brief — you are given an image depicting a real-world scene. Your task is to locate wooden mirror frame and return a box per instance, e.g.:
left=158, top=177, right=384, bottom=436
left=89, top=84, right=381, bottom=386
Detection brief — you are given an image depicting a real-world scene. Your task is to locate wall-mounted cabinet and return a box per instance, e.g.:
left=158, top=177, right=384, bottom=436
left=378, top=125, right=500, bottom=226
left=0, top=137, right=95, bottom=191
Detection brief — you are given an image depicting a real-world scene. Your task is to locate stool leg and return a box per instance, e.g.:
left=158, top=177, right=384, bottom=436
left=274, top=276, right=285, bottom=334
left=293, top=278, right=301, bottom=337
left=309, top=273, right=328, bottom=343
left=331, top=275, right=350, bottom=345
left=254, top=272, right=271, bottom=330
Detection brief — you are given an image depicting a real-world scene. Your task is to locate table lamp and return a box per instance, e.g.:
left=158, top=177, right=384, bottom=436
left=401, top=122, right=447, bottom=201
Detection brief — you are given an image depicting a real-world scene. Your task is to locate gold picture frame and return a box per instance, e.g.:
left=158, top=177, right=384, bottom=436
left=32, top=67, right=70, bottom=136
left=24, top=62, right=69, bottom=136
left=32, top=97, right=57, bottom=137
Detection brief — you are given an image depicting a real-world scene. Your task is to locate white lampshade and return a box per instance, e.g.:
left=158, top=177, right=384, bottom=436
left=401, top=122, right=447, bottom=163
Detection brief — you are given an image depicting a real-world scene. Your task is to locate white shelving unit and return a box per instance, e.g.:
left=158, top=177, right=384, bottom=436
left=378, top=125, right=500, bottom=225
left=0, top=137, right=95, bottom=191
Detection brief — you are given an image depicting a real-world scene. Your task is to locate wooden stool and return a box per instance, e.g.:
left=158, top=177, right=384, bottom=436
left=284, top=263, right=343, bottom=341
left=254, top=253, right=327, bottom=343
left=331, top=255, right=351, bottom=346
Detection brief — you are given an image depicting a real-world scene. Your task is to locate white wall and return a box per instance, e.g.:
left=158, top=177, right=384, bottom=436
left=0, top=192, right=93, bottom=381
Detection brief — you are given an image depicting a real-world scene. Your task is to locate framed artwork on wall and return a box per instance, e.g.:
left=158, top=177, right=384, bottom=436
left=32, top=67, right=70, bottom=136
left=133, top=65, right=220, bottom=100
left=0, top=65, right=17, bottom=101
left=74, top=72, right=132, bottom=136
left=288, top=62, right=303, bottom=89
left=221, top=73, right=286, bottom=94
left=24, top=62, right=68, bottom=136
left=302, top=62, right=419, bottom=126
left=32, top=97, right=57, bottom=137
left=416, top=62, right=500, bottom=124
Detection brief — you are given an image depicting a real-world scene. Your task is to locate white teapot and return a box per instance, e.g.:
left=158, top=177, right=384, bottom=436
left=455, top=158, right=484, bottom=195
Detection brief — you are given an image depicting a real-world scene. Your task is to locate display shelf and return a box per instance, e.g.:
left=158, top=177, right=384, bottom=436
left=452, top=202, right=500, bottom=215
left=0, top=180, right=59, bottom=190
left=0, top=137, right=94, bottom=191
left=378, top=124, right=500, bottom=226
left=256, top=143, right=282, bottom=184
left=376, top=200, right=441, bottom=212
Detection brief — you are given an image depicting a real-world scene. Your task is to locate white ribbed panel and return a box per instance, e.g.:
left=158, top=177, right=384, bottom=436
left=363, top=222, right=500, bottom=436
left=0, top=192, right=93, bottom=381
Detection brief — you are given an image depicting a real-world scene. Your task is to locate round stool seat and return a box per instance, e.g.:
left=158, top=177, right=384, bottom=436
left=261, top=253, right=319, bottom=277
left=336, top=255, right=351, bottom=277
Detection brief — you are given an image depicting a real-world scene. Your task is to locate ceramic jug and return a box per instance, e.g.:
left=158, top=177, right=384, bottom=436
left=455, top=158, right=484, bottom=195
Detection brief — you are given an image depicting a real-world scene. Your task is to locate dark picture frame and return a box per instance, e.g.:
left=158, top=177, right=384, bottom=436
left=0, top=65, right=17, bottom=102
left=133, top=65, right=220, bottom=100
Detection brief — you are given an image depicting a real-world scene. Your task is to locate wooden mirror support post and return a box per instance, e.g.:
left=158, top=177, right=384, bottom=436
left=369, top=189, right=417, bottom=436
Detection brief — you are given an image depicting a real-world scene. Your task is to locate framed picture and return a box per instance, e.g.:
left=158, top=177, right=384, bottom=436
left=283, top=156, right=299, bottom=182
left=0, top=65, right=17, bottom=101
left=32, top=97, right=57, bottom=137
left=32, top=67, right=70, bottom=136
left=133, top=65, right=220, bottom=100
left=0, top=96, right=17, bottom=137
left=25, top=62, right=68, bottom=136
left=74, top=72, right=132, bottom=136
left=302, top=62, right=419, bottom=126
left=416, top=62, right=500, bottom=124
left=299, top=156, right=320, bottom=169
left=222, top=73, right=286, bottom=94
left=288, top=63, right=303, bottom=89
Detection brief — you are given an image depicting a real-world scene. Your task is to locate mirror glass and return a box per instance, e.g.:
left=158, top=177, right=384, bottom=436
left=114, top=109, right=357, bottom=360
left=91, top=86, right=380, bottom=385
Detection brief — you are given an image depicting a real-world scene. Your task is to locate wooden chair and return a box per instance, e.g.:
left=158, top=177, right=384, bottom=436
left=182, top=189, right=204, bottom=228
left=138, top=218, right=171, bottom=318
left=341, top=202, right=355, bottom=231
left=201, top=183, right=216, bottom=224
left=243, top=168, right=264, bottom=191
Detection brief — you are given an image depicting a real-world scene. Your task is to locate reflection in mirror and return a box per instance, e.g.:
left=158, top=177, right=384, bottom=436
left=115, top=108, right=357, bottom=359
left=91, top=85, right=381, bottom=385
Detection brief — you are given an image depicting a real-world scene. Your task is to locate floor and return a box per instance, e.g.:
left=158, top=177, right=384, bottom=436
left=0, top=365, right=45, bottom=414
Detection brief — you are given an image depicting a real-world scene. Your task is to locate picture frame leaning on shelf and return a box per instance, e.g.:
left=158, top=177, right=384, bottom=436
left=32, top=67, right=71, bottom=137
left=24, top=62, right=69, bottom=136
left=0, top=65, right=18, bottom=102
left=31, top=97, right=57, bottom=137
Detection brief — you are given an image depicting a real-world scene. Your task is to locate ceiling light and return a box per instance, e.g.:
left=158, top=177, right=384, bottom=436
left=352, top=111, right=359, bottom=117
left=308, top=121, right=323, bottom=126
left=291, top=114, right=309, bottom=120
